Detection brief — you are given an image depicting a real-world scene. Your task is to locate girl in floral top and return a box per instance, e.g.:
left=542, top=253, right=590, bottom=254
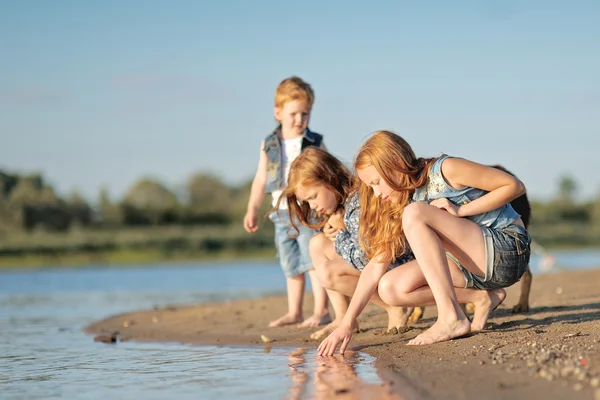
left=274, top=147, right=415, bottom=340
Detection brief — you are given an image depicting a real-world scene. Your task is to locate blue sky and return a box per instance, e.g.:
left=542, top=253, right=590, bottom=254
left=1, top=0, right=598, bottom=202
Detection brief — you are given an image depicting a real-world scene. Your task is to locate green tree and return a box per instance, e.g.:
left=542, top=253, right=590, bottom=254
left=124, top=178, right=179, bottom=210
left=123, top=178, right=179, bottom=225
left=98, top=185, right=123, bottom=226
left=186, top=172, right=231, bottom=212
left=557, top=175, right=578, bottom=204
left=8, top=179, right=40, bottom=205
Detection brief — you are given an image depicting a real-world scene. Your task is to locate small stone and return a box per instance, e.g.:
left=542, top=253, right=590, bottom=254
left=152, top=316, right=158, bottom=323
left=590, top=378, right=599, bottom=388
left=94, top=333, right=117, bottom=343
left=574, top=383, right=583, bottom=391
left=260, top=334, right=272, bottom=343
left=556, top=287, right=563, bottom=294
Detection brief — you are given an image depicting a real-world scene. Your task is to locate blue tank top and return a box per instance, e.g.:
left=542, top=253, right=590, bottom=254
left=411, top=155, right=520, bottom=229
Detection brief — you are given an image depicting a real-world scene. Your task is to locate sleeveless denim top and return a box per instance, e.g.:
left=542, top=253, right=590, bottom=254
left=263, top=125, right=324, bottom=193
left=411, top=155, right=520, bottom=229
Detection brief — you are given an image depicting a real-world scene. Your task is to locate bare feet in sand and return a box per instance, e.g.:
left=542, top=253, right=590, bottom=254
left=471, top=288, right=506, bottom=331
left=407, top=317, right=471, bottom=345
left=300, top=312, right=332, bottom=328
left=269, top=312, right=303, bottom=327
left=386, top=306, right=414, bottom=333
left=310, top=319, right=359, bottom=341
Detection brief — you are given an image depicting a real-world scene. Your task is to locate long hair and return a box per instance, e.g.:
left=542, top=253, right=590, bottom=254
left=272, top=147, right=357, bottom=236
left=354, top=131, right=437, bottom=262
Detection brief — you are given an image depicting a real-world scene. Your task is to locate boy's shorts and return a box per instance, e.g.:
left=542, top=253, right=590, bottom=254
left=268, top=210, right=317, bottom=278
left=448, top=224, right=531, bottom=290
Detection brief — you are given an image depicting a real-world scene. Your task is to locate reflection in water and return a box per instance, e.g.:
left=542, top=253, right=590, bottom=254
left=285, top=348, right=402, bottom=400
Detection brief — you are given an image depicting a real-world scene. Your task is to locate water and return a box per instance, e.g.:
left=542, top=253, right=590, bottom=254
left=0, top=260, right=382, bottom=400
left=1, top=250, right=599, bottom=399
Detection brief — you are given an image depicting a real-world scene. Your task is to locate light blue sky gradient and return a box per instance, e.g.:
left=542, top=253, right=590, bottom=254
left=1, top=0, right=598, bottom=202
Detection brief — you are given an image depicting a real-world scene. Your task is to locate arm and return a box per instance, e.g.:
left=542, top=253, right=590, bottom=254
left=243, top=141, right=268, bottom=232
left=317, top=259, right=388, bottom=356
left=441, top=158, right=526, bottom=218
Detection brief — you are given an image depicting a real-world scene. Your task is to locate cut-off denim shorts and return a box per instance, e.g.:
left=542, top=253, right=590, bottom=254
left=268, top=210, right=317, bottom=278
left=447, top=224, right=531, bottom=290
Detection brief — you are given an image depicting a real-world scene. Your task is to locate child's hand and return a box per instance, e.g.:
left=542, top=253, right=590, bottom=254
left=327, top=211, right=345, bottom=231
left=429, top=198, right=461, bottom=217
left=323, top=223, right=339, bottom=241
left=243, top=210, right=259, bottom=233
left=317, top=324, right=354, bottom=356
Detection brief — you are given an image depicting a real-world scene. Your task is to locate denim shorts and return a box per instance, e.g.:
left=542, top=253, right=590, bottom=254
left=268, top=210, right=317, bottom=278
left=447, top=224, right=531, bottom=290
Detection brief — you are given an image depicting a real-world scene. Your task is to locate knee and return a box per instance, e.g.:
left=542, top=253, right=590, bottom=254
left=378, top=274, right=400, bottom=306
left=309, top=233, right=328, bottom=260
left=378, top=274, right=413, bottom=307
left=402, top=202, right=429, bottom=233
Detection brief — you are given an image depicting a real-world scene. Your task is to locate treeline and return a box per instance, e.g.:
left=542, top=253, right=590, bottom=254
left=0, top=171, right=262, bottom=232
left=0, top=170, right=597, bottom=266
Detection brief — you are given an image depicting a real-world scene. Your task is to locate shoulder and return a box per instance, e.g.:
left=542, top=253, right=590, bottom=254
left=263, top=131, right=279, bottom=151
left=438, top=156, right=475, bottom=178
left=305, top=128, right=324, bottom=145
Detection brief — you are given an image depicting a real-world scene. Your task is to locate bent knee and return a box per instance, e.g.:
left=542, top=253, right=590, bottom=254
left=402, top=202, right=431, bottom=231
left=378, top=274, right=415, bottom=307
left=378, top=275, right=400, bottom=306
left=309, top=233, right=328, bottom=258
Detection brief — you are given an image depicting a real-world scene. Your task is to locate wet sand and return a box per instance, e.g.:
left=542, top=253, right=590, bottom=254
left=85, top=268, right=600, bottom=399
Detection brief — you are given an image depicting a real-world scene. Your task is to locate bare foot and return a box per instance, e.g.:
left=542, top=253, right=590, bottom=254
left=300, top=311, right=332, bottom=328
left=408, top=306, right=425, bottom=323
left=407, top=317, right=471, bottom=345
left=386, top=306, right=414, bottom=331
left=310, top=319, right=359, bottom=341
left=471, top=288, right=506, bottom=331
left=269, top=312, right=303, bottom=327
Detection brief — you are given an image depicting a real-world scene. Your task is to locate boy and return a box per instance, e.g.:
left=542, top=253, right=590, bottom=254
left=243, top=76, right=330, bottom=327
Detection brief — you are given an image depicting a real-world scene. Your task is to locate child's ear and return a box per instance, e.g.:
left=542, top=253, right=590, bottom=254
left=273, top=106, right=281, bottom=122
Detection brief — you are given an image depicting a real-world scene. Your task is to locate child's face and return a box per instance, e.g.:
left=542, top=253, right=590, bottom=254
left=295, top=183, right=338, bottom=215
left=274, top=100, right=311, bottom=135
left=357, top=166, right=397, bottom=203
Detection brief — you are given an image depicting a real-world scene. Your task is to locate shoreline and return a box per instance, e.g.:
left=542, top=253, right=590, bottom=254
left=84, top=268, right=600, bottom=399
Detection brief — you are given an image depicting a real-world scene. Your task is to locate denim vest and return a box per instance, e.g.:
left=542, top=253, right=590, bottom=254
left=412, top=155, right=521, bottom=229
left=263, top=125, right=324, bottom=193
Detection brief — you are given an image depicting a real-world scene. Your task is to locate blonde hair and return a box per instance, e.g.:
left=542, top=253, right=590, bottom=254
left=273, top=147, right=357, bottom=236
left=274, top=76, right=315, bottom=109
left=354, top=131, right=437, bottom=263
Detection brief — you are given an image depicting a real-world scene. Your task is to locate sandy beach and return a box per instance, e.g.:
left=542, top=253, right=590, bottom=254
left=85, top=268, right=600, bottom=399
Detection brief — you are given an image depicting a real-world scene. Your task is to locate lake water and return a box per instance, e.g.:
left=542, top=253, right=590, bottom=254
left=1, top=250, right=599, bottom=399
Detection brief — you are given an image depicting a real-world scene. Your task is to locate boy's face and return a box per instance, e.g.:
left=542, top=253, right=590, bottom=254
left=274, top=99, right=311, bottom=136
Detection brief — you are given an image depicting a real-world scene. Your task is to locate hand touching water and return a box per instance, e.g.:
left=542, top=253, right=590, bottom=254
left=317, top=324, right=354, bottom=356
